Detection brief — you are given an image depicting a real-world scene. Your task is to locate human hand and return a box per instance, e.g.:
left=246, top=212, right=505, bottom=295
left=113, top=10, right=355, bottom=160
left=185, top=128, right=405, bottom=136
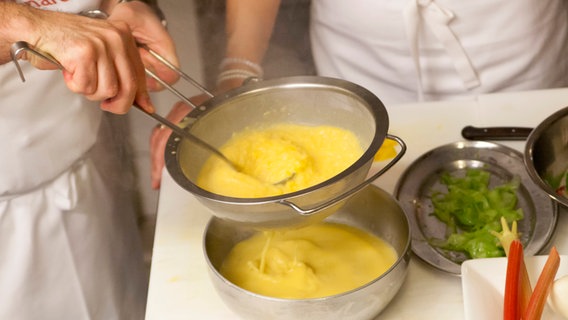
left=17, top=7, right=153, bottom=114
left=108, top=1, right=180, bottom=92
left=150, top=94, right=210, bottom=189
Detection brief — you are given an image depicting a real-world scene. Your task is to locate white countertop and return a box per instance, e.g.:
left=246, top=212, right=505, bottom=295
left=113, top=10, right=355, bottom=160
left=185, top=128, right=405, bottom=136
left=146, top=88, right=568, bottom=320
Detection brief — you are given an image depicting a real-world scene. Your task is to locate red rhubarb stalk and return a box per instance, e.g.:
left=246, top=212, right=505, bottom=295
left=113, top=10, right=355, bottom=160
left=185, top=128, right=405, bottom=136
left=523, top=246, right=561, bottom=320
left=518, top=256, right=533, bottom=316
left=504, top=239, right=523, bottom=320
left=494, top=219, right=534, bottom=318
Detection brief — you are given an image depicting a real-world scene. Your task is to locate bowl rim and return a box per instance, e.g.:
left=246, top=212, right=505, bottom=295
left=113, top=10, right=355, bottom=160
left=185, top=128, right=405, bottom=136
left=164, top=76, right=389, bottom=205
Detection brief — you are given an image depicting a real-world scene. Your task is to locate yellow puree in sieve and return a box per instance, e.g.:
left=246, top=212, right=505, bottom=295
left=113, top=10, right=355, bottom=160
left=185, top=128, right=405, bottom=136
left=220, top=222, right=398, bottom=299
left=196, top=123, right=365, bottom=197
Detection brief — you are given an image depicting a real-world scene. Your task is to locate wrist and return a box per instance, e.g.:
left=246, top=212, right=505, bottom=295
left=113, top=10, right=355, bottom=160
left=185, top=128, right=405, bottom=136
left=216, top=57, right=264, bottom=89
left=0, top=3, right=40, bottom=44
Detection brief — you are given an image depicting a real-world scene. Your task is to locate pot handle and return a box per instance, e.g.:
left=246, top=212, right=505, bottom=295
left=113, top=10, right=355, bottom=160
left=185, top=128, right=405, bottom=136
left=461, top=125, right=532, bottom=140
left=278, top=134, right=406, bottom=215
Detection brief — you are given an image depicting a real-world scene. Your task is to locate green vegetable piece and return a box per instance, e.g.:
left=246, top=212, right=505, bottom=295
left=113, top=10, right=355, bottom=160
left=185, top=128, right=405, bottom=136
left=490, top=216, right=520, bottom=256
left=544, top=172, right=563, bottom=189
left=429, top=168, right=523, bottom=259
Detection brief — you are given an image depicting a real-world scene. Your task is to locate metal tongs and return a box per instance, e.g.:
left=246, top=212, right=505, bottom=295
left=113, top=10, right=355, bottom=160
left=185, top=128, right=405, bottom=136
left=9, top=15, right=241, bottom=170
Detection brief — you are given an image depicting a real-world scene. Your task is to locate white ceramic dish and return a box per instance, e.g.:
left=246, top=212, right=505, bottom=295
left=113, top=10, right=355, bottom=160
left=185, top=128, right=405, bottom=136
left=461, top=255, right=568, bottom=320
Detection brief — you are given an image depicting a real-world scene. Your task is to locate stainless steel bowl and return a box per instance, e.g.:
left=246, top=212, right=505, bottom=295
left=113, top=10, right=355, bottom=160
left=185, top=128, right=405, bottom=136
left=165, top=76, right=405, bottom=228
left=203, top=185, right=411, bottom=320
left=525, top=106, right=568, bottom=207
left=396, top=141, right=557, bottom=275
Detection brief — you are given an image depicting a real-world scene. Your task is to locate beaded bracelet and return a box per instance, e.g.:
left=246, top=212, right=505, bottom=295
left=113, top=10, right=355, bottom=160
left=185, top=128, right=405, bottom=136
left=216, top=69, right=261, bottom=86
left=219, top=57, right=264, bottom=78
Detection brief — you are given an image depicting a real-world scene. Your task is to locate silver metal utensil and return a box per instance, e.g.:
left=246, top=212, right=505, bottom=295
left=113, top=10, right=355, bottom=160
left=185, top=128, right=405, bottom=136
left=133, top=104, right=237, bottom=169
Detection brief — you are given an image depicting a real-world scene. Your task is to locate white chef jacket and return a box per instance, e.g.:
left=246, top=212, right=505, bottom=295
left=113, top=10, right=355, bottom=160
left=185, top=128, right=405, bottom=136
left=0, top=1, right=147, bottom=319
left=310, top=0, right=568, bottom=106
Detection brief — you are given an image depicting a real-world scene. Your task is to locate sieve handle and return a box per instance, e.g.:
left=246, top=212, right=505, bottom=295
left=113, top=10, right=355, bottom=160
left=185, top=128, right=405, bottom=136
left=277, top=134, right=407, bottom=216
left=10, top=41, right=64, bottom=82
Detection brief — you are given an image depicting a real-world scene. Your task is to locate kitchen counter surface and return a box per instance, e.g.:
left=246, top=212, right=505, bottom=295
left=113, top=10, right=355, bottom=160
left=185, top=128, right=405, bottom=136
left=146, top=88, right=568, bottom=319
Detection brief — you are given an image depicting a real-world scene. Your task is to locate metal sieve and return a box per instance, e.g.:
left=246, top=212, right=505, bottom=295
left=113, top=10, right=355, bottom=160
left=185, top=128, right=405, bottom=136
left=165, top=76, right=406, bottom=228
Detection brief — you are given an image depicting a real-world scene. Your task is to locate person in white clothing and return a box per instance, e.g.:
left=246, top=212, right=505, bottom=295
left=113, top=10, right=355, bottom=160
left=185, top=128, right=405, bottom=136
left=149, top=0, right=568, bottom=188
left=0, top=0, right=179, bottom=319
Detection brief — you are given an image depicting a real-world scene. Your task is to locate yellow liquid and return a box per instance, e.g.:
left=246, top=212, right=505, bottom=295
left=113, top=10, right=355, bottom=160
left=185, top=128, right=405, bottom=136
left=220, top=223, right=398, bottom=299
left=196, top=124, right=364, bottom=197
left=374, top=138, right=397, bottom=162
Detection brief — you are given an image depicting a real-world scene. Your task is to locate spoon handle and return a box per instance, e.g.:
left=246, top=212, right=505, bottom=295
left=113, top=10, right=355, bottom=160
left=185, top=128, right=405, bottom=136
left=461, top=126, right=533, bottom=141
left=134, top=105, right=236, bottom=169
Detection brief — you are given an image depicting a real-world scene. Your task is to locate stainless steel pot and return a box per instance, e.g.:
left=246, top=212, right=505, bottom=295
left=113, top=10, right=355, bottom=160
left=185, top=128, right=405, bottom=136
left=461, top=106, right=568, bottom=208
left=203, top=185, right=411, bottom=320
left=165, top=76, right=405, bottom=228
left=524, top=106, right=568, bottom=207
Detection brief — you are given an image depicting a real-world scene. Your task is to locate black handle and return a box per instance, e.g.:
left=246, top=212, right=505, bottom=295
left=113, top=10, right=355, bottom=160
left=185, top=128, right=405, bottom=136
left=461, top=126, right=533, bottom=141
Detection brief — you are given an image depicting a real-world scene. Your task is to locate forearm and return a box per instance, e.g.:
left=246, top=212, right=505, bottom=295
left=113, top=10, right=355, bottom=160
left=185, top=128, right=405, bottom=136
left=225, top=0, right=280, bottom=63
left=106, top=0, right=179, bottom=88
left=0, top=3, right=40, bottom=64
left=218, top=0, right=280, bottom=90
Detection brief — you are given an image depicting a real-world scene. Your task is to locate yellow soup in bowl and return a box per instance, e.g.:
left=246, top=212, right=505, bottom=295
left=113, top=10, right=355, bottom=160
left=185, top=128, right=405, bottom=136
left=220, top=222, right=398, bottom=299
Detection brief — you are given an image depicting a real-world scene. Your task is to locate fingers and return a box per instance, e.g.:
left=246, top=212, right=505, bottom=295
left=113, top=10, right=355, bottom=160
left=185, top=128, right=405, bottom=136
left=150, top=101, right=193, bottom=189
left=110, top=1, right=180, bottom=91
left=95, top=34, right=133, bottom=114
left=62, top=40, right=117, bottom=106
left=150, top=124, right=170, bottom=189
left=138, top=41, right=180, bottom=92
left=57, top=20, right=153, bottom=114
left=67, top=1, right=179, bottom=113
left=99, top=21, right=154, bottom=114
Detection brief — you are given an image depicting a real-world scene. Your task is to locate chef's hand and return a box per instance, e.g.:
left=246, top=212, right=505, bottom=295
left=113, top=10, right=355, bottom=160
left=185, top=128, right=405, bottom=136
left=2, top=4, right=151, bottom=114
left=108, top=1, right=180, bottom=92
left=150, top=95, right=210, bottom=189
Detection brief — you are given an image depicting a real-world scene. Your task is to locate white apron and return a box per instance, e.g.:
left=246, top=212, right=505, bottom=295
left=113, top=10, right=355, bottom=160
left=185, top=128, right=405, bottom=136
left=310, top=0, right=568, bottom=106
left=0, top=1, right=147, bottom=319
